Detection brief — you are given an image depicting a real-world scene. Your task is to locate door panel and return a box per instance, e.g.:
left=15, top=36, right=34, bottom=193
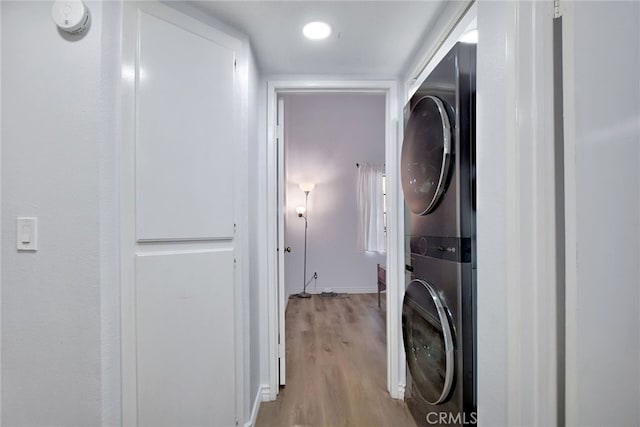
left=136, top=251, right=235, bottom=426
left=121, top=3, right=240, bottom=426
left=136, top=11, right=235, bottom=241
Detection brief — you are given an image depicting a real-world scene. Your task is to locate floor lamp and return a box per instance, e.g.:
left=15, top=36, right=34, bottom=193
left=295, top=183, right=315, bottom=298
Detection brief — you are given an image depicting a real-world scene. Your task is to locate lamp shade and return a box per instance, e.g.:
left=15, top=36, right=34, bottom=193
left=299, top=182, right=315, bottom=192
left=296, top=206, right=306, bottom=216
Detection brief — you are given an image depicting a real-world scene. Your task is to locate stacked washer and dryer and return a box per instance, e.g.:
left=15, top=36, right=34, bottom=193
left=401, top=42, right=477, bottom=426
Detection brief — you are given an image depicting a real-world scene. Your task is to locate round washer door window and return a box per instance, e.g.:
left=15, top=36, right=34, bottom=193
left=401, top=95, right=452, bottom=215
left=402, top=279, right=455, bottom=405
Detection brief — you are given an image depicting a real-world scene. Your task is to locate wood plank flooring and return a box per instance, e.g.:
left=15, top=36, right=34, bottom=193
left=256, top=294, right=417, bottom=427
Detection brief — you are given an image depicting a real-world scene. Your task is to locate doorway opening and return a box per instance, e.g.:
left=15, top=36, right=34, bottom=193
left=279, top=92, right=386, bottom=409
left=281, top=92, right=386, bottom=297
left=265, top=80, right=405, bottom=404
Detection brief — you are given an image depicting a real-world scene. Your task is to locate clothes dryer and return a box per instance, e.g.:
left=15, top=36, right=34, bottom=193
left=401, top=42, right=476, bottom=426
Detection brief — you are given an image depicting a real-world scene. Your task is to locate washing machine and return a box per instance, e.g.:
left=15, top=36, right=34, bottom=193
left=401, top=42, right=476, bottom=426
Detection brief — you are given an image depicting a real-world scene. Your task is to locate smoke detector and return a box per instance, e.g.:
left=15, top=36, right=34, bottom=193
left=52, top=0, right=90, bottom=35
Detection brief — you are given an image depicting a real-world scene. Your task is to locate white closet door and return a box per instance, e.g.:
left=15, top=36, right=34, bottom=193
left=135, top=251, right=235, bottom=427
left=121, top=2, right=241, bottom=426
left=136, top=11, right=235, bottom=241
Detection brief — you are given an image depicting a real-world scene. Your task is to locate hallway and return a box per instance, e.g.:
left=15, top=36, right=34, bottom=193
left=256, top=294, right=417, bottom=427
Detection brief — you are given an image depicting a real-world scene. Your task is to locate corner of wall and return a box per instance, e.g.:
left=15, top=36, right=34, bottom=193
left=99, top=1, right=124, bottom=425
left=0, top=1, right=4, bottom=422
left=244, top=384, right=270, bottom=427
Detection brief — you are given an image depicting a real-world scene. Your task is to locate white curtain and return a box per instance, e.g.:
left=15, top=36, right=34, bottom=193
left=357, top=163, right=386, bottom=253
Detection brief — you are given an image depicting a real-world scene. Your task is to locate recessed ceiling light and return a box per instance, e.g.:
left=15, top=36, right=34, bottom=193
left=460, top=29, right=478, bottom=44
left=303, top=21, right=332, bottom=40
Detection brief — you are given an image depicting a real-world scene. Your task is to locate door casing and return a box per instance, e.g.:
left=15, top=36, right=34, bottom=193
left=264, top=80, right=405, bottom=400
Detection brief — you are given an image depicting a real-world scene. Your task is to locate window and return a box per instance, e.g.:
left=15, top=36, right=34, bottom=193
left=357, top=163, right=386, bottom=253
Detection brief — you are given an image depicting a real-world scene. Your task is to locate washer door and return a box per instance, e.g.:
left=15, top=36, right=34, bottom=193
left=401, top=95, right=452, bottom=215
left=402, top=278, right=455, bottom=405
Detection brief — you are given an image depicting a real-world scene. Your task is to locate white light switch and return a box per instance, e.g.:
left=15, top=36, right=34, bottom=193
left=17, top=217, right=37, bottom=251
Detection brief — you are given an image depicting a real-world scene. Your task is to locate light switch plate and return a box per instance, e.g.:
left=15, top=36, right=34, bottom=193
left=17, top=217, right=37, bottom=251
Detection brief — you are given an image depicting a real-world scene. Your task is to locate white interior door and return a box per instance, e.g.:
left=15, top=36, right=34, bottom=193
left=277, top=97, right=287, bottom=387
left=121, top=3, right=241, bottom=426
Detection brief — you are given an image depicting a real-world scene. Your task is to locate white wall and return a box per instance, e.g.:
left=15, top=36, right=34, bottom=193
left=565, top=2, right=640, bottom=425
left=1, top=1, right=107, bottom=424
left=475, top=3, right=511, bottom=425
left=99, top=2, right=124, bottom=425
left=2, top=1, right=263, bottom=426
left=257, top=76, right=271, bottom=401
left=283, top=93, right=385, bottom=296
left=247, top=46, right=264, bottom=425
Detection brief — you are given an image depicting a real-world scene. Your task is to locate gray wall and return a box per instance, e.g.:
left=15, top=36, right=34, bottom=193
left=569, top=1, right=640, bottom=424
left=283, top=93, right=386, bottom=296
left=1, top=1, right=109, bottom=424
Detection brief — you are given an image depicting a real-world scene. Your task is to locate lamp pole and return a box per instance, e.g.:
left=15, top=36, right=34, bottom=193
left=298, top=190, right=311, bottom=298
left=296, top=183, right=315, bottom=298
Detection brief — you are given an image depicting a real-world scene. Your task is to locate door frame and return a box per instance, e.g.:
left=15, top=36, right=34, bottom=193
left=265, top=79, right=405, bottom=400
left=475, top=2, right=560, bottom=425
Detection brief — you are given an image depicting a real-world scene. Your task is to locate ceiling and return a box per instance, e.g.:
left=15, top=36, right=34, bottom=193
left=187, top=1, right=450, bottom=77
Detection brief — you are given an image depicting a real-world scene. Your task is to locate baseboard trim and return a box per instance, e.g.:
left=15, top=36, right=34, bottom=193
left=245, top=385, right=269, bottom=427
left=398, top=382, right=406, bottom=401
left=260, top=384, right=272, bottom=401
left=287, top=287, right=379, bottom=297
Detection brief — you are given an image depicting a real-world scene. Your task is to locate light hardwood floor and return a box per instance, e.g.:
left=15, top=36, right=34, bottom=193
left=256, top=294, right=418, bottom=427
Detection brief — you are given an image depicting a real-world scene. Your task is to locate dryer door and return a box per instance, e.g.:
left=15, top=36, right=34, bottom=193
left=401, top=95, right=452, bottom=215
left=402, top=278, right=455, bottom=405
